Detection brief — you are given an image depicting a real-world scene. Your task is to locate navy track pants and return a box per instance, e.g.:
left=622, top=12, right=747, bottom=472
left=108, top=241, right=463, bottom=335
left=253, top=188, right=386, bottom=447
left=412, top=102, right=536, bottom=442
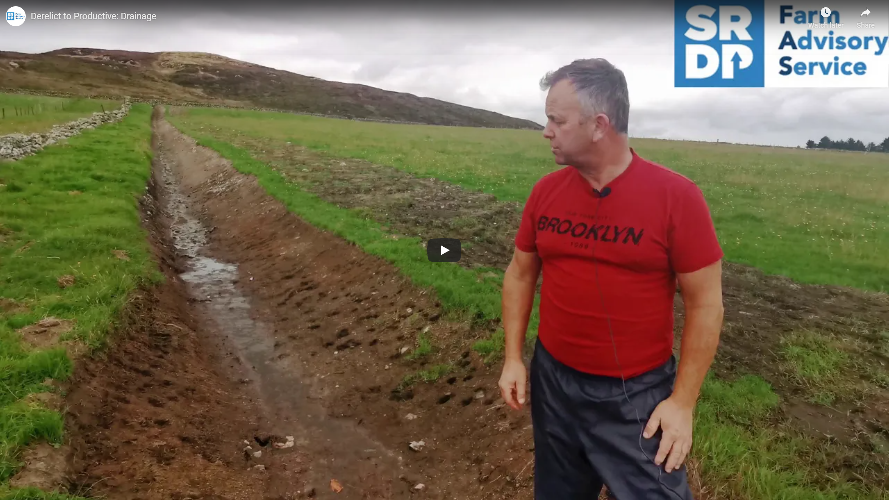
left=530, top=338, right=695, bottom=500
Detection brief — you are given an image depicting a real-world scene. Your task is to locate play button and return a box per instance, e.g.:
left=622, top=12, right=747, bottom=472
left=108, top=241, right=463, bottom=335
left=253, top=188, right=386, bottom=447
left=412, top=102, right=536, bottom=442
left=427, top=238, right=461, bottom=262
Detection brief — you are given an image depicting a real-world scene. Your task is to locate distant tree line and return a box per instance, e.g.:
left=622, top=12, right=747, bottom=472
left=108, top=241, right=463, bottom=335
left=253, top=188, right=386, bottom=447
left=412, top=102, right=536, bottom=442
left=805, top=136, right=889, bottom=152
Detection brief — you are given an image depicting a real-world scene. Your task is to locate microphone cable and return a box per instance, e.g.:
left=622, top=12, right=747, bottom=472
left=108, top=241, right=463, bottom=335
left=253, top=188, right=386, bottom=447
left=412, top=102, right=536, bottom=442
left=589, top=188, right=686, bottom=500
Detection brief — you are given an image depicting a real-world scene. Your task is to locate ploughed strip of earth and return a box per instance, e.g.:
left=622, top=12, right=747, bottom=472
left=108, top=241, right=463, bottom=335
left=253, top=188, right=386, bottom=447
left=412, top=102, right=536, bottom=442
left=163, top=127, right=889, bottom=490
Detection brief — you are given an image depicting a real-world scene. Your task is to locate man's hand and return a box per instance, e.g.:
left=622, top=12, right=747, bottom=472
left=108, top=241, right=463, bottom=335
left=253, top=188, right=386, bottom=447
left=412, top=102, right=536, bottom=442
left=644, top=258, right=722, bottom=473
left=499, top=247, right=540, bottom=411
left=643, top=261, right=723, bottom=473
left=643, top=395, right=694, bottom=473
left=498, top=358, right=527, bottom=410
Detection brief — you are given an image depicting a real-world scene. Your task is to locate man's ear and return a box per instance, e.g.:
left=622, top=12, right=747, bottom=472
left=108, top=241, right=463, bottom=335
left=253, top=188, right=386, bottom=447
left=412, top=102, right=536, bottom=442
left=589, top=113, right=610, bottom=141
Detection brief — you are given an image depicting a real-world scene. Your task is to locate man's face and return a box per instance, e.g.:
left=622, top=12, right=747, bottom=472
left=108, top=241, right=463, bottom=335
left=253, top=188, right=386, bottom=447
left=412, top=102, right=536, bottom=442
left=542, top=79, right=603, bottom=166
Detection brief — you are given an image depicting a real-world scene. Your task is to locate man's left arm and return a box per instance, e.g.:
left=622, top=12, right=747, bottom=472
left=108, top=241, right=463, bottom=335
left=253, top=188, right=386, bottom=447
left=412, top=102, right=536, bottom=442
left=672, top=261, right=724, bottom=409
left=644, top=183, right=725, bottom=473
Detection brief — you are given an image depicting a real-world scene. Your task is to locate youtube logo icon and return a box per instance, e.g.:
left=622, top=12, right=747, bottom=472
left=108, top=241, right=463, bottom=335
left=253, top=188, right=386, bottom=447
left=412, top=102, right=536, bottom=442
left=427, top=238, right=461, bottom=263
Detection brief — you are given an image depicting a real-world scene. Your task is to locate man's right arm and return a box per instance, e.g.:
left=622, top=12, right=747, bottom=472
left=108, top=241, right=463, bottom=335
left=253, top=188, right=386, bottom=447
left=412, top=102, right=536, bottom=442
left=502, top=248, right=541, bottom=363
left=499, top=181, right=542, bottom=410
left=498, top=247, right=541, bottom=409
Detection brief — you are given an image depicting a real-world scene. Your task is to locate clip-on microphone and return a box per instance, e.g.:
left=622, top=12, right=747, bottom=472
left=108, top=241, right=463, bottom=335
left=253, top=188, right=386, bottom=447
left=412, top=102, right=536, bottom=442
left=593, top=186, right=612, bottom=198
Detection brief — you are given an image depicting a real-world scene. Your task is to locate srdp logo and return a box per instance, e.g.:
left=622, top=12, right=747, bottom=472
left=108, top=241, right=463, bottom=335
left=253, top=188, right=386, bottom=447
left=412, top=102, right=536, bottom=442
left=674, top=1, right=764, bottom=87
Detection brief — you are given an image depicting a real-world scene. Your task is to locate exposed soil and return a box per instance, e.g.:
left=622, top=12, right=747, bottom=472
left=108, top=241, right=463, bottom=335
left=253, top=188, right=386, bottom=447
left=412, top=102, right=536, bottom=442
left=9, top=443, right=71, bottom=491
left=17, top=317, right=74, bottom=350
left=147, top=111, right=546, bottom=499
left=60, top=113, right=313, bottom=499
left=0, top=298, right=28, bottom=315
left=178, top=131, right=889, bottom=489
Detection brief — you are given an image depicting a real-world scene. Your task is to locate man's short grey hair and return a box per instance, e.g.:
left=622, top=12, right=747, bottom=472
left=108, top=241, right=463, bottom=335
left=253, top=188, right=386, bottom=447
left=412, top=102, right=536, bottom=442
left=540, top=58, right=630, bottom=134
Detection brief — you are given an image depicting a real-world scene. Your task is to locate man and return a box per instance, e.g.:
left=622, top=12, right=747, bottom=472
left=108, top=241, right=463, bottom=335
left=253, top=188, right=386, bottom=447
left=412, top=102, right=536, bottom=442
left=498, top=58, right=724, bottom=499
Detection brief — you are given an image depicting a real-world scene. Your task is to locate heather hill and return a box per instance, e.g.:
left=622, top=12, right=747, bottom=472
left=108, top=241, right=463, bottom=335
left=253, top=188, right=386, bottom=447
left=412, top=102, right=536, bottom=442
left=0, top=48, right=543, bottom=129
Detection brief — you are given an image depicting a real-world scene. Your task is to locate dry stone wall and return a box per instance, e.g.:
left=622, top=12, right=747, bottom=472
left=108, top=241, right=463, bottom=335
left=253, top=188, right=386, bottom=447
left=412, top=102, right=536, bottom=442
left=0, top=97, right=131, bottom=161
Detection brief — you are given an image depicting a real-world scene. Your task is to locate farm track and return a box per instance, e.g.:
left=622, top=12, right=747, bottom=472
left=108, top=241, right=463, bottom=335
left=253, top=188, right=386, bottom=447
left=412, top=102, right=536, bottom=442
left=173, top=130, right=889, bottom=489
left=56, top=108, right=558, bottom=499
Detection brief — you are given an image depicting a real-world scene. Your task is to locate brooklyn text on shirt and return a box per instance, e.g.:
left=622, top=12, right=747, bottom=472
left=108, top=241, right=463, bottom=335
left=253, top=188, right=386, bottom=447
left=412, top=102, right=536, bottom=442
left=536, top=215, right=646, bottom=246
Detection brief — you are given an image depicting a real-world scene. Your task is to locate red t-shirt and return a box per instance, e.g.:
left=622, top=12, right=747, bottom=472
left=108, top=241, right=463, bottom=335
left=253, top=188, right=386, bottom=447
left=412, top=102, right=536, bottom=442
left=515, top=148, right=723, bottom=378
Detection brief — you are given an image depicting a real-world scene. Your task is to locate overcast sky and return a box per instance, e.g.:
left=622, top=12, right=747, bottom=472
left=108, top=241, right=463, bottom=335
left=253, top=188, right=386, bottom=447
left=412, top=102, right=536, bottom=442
left=4, top=2, right=888, bottom=147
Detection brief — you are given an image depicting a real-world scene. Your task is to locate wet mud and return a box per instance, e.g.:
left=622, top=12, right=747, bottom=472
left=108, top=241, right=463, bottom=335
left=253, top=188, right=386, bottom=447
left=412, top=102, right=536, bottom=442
left=159, top=113, right=415, bottom=497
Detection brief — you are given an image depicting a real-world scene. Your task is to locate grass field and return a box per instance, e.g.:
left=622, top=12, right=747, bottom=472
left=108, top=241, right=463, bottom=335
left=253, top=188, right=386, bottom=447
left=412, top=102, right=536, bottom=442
left=175, top=108, right=889, bottom=293
left=168, top=107, right=889, bottom=500
left=0, top=103, right=157, bottom=498
left=0, top=93, right=121, bottom=135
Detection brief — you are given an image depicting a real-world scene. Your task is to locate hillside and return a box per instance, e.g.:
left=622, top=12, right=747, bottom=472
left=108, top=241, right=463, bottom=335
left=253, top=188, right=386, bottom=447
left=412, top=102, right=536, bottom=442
left=0, top=48, right=543, bottom=129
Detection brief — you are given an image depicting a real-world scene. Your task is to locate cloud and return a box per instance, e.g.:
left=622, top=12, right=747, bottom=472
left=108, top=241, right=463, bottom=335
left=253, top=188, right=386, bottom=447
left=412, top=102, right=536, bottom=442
left=353, top=59, right=400, bottom=81
left=3, top=3, right=887, bottom=147
left=632, top=87, right=889, bottom=146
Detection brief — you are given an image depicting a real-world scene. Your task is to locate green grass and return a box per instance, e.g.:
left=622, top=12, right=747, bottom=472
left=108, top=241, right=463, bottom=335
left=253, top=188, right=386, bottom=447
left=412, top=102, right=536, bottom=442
left=0, top=488, right=85, bottom=500
left=176, top=108, right=889, bottom=293
left=405, top=330, right=434, bottom=360
left=777, top=329, right=887, bottom=408
left=472, top=328, right=505, bottom=364
left=398, top=364, right=454, bottom=390
left=0, top=93, right=121, bottom=135
left=167, top=117, right=886, bottom=499
left=0, top=103, right=157, bottom=493
left=692, top=375, right=881, bottom=500
left=780, top=330, right=850, bottom=386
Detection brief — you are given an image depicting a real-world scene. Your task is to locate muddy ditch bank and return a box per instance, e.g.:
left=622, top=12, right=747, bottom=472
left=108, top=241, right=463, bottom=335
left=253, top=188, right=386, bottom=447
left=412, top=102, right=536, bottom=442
left=49, top=110, right=313, bottom=500
left=163, top=130, right=889, bottom=489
